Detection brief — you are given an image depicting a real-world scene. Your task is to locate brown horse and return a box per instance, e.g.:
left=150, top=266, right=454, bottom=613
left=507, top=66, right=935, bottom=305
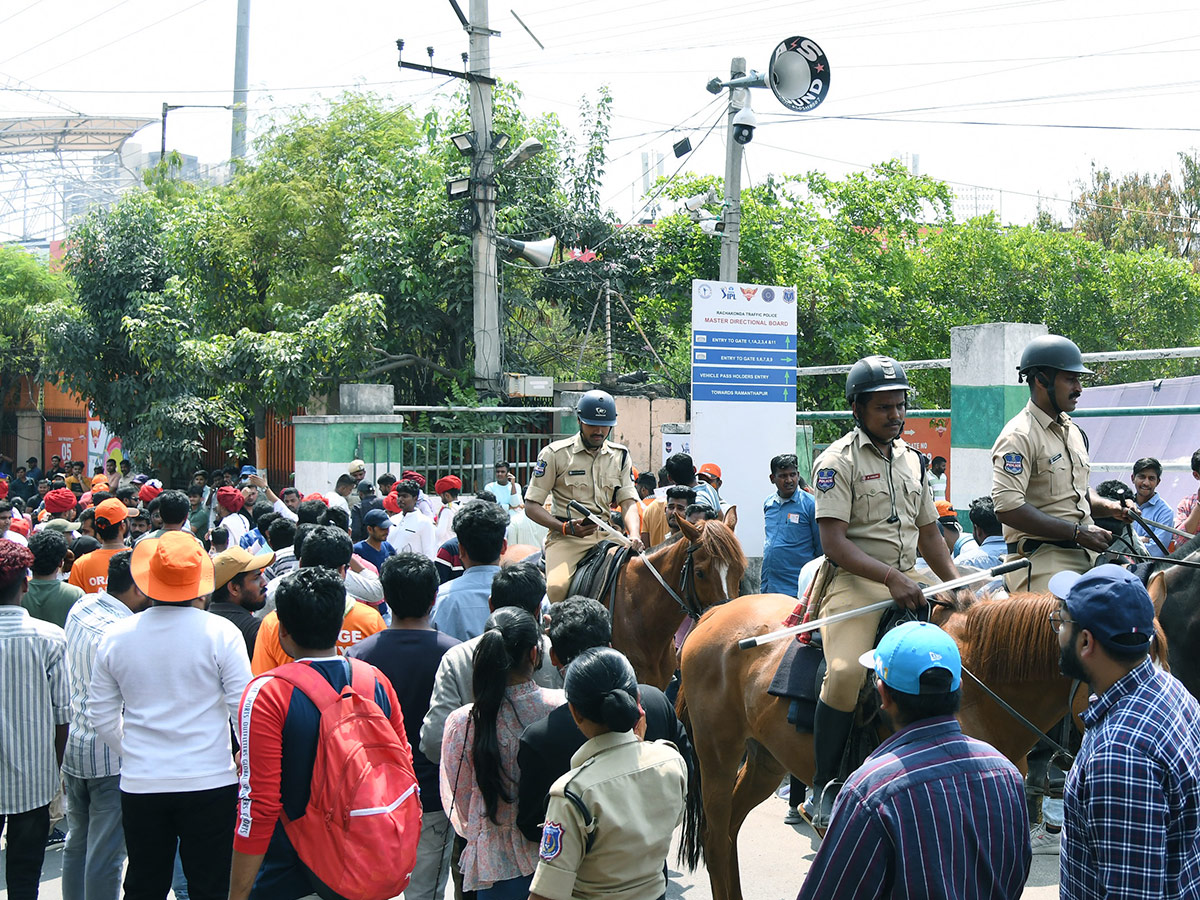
left=678, top=590, right=1081, bottom=900
left=603, top=516, right=747, bottom=689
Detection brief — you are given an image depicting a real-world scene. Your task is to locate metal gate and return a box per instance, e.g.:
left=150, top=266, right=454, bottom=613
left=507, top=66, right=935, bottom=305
left=356, top=432, right=568, bottom=494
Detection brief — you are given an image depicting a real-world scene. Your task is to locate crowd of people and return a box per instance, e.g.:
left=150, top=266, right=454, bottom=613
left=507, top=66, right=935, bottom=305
left=3, top=349, right=1200, bottom=900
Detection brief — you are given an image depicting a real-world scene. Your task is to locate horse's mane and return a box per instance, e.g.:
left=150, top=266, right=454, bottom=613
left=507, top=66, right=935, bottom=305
left=951, top=592, right=1061, bottom=684
left=1151, top=531, right=1200, bottom=572
left=697, top=519, right=746, bottom=569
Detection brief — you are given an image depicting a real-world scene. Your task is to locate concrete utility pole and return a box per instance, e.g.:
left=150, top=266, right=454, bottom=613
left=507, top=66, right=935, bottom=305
left=719, top=57, right=747, bottom=283
left=230, top=0, right=251, bottom=161
left=469, top=0, right=500, bottom=393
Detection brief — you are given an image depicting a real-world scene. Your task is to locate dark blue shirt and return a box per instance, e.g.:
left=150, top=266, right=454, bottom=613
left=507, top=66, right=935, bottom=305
left=797, top=716, right=1030, bottom=900
left=346, top=628, right=460, bottom=814
left=761, top=490, right=820, bottom=596
left=1061, top=659, right=1200, bottom=900
left=353, top=538, right=396, bottom=573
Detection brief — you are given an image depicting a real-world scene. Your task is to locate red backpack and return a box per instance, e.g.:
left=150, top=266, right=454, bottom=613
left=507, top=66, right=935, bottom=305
left=269, top=658, right=422, bottom=900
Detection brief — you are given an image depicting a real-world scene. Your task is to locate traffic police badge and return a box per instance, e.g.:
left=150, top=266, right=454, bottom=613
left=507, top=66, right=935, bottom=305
left=539, top=821, right=564, bottom=860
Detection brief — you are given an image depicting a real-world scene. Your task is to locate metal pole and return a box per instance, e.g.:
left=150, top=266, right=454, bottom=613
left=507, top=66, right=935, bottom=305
left=605, top=282, right=613, bottom=374
left=161, top=102, right=169, bottom=159
left=718, top=57, right=747, bottom=283
left=230, top=0, right=251, bottom=161
left=469, top=0, right=500, bottom=394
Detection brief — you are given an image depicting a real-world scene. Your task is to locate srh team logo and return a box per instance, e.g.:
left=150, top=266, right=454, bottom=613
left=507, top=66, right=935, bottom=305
left=698, top=283, right=712, bottom=299
left=740, top=287, right=758, bottom=301
left=762, top=288, right=775, bottom=302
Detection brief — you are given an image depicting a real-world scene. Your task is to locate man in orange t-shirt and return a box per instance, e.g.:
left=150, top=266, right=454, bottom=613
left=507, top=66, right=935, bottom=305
left=248, top=525, right=384, bottom=675
left=67, top=498, right=129, bottom=593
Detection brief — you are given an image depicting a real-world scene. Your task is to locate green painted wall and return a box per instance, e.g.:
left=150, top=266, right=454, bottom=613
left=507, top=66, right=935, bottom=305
left=949, top=384, right=1029, bottom=449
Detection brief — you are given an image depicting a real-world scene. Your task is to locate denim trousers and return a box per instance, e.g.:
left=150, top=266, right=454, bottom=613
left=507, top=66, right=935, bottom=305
left=1, top=804, right=50, bottom=900
left=62, top=773, right=126, bottom=900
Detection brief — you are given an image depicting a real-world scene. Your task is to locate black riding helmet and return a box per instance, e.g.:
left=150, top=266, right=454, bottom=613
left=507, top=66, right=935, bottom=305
left=1017, top=335, right=1093, bottom=382
left=576, top=389, right=618, bottom=426
left=845, top=355, right=909, bottom=403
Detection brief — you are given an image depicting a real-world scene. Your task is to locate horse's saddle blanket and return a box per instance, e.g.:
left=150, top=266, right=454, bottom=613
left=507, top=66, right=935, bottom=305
left=568, top=540, right=633, bottom=606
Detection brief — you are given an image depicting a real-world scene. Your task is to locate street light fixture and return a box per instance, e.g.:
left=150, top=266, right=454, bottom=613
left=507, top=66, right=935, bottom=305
left=446, top=177, right=471, bottom=200
left=501, top=137, right=544, bottom=171
left=450, top=132, right=476, bottom=155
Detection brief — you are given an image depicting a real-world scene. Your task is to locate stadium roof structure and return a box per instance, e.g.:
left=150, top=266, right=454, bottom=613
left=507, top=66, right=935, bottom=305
left=0, top=116, right=155, bottom=154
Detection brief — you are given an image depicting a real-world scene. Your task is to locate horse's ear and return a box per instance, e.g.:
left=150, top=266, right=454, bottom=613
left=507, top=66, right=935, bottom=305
left=677, top=515, right=701, bottom=543
left=1148, top=570, right=1168, bottom=617
left=722, top=505, right=737, bottom=533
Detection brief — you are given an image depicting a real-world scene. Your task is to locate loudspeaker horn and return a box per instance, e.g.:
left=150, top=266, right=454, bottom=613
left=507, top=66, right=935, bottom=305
left=768, top=35, right=830, bottom=113
left=497, top=235, right=557, bottom=268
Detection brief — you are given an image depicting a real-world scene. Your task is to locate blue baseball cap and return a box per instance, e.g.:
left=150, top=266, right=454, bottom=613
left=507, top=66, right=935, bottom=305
left=1048, top=564, right=1154, bottom=653
left=859, top=621, right=962, bottom=694
left=363, top=508, right=391, bottom=528
left=239, top=465, right=257, bottom=479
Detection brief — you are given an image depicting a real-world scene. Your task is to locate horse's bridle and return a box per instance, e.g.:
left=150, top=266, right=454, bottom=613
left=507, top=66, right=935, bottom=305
left=640, top=540, right=705, bottom=621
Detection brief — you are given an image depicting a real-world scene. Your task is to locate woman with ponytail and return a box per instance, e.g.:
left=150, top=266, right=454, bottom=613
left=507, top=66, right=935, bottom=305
left=528, top=647, right=687, bottom=900
left=441, top=607, right=565, bottom=899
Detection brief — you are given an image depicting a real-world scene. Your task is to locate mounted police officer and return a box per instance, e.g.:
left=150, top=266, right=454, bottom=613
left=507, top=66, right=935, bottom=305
left=804, top=355, right=959, bottom=830
left=991, top=334, right=1129, bottom=593
left=524, top=390, right=644, bottom=604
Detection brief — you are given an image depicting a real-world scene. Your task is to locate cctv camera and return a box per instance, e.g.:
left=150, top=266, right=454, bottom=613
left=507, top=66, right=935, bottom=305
left=732, top=107, right=757, bottom=145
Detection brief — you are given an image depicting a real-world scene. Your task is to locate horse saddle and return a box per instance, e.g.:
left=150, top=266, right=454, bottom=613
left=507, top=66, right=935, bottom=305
left=568, top=540, right=634, bottom=609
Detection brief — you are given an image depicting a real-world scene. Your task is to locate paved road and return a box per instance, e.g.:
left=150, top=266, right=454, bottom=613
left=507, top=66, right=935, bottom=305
left=10, top=791, right=1059, bottom=899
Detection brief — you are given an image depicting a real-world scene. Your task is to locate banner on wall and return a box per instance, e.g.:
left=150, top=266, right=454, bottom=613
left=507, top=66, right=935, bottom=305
left=691, top=279, right=798, bottom=557
left=903, top=415, right=952, bottom=493
left=85, top=413, right=124, bottom=474
left=45, top=421, right=86, bottom=466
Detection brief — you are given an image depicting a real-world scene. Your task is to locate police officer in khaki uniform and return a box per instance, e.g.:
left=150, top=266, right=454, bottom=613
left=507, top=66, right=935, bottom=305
left=805, top=355, right=959, bottom=830
left=528, top=647, right=685, bottom=900
left=525, top=391, right=643, bottom=605
left=991, top=335, right=1129, bottom=593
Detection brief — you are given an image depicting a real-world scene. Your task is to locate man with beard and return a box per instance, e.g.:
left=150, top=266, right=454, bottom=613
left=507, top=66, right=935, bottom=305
left=524, top=390, right=644, bottom=604
left=664, top=486, right=695, bottom=538
left=991, top=335, right=1130, bottom=593
left=1049, top=565, right=1200, bottom=900
left=209, top=547, right=275, bottom=657
left=795, top=356, right=958, bottom=832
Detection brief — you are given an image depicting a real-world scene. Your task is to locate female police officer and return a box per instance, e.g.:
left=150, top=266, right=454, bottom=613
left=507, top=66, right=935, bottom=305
left=528, top=647, right=685, bottom=900
left=804, top=355, right=959, bottom=830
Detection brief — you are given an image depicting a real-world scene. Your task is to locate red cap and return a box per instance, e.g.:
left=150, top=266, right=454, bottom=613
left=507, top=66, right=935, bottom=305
left=401, top=470, right=426, bottom=489
left=216, top=486, right=245, bottom=513
left=302, top=492, right=328, bottom=505
left=382, top=491, right=401, bottom=515
left=44, top=487, right=78, bottom=514
left=434, top=475, right=462, bottom=494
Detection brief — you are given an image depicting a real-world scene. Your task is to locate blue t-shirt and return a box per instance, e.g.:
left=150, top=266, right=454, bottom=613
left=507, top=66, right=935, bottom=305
left=354, top=539, right=396, bottom=573
left=761, top=490, right=821, bottom=597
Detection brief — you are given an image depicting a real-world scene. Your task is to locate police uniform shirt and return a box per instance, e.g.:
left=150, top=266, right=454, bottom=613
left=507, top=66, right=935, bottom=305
left=530, top=731, right=686, bottom=900
left=990, top=400, right=1092, bottom=546
left=525, top=434, right=638, bottom=519
left=811, top=428, right=937, bottom=570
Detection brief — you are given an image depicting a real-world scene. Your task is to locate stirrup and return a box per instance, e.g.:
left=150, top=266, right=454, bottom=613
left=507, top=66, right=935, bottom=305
left=798, top=781, right=839, bottom=838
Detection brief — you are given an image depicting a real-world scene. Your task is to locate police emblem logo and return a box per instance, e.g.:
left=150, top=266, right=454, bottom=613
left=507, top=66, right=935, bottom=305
left=540, top=821, right=564, bottom=860
left=698, top=283, right=712, bottom=299
left=534, top=460, right=548, bottom=478
left=762, top=287, right=775, bottom=302
left=816, top=468, right=836, bottom=492
left=783, top=288, right=796, bottom=303
left=1002, top=453, right=1023, bottom=475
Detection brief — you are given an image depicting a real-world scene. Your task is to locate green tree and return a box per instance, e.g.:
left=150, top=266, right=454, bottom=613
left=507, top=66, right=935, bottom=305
left=0, top=243, right=72, bottom=413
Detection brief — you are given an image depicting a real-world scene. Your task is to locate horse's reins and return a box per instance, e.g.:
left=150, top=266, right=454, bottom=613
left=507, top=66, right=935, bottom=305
left=567, top=500, right=705, bottom=620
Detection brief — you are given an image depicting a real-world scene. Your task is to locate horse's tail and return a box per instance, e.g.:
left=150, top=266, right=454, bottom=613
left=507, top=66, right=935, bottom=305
left=675, top=679, right=706, bottom=871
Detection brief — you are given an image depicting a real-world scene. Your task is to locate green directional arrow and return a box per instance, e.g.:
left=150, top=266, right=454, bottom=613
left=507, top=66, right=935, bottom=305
left=786, top=336, right=793, bottom=349
left=784, top=387, right=790, bottom=402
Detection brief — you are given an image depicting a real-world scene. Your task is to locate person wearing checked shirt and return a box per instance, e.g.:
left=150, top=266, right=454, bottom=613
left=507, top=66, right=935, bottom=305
left=524, top=391, right=643, bottom=605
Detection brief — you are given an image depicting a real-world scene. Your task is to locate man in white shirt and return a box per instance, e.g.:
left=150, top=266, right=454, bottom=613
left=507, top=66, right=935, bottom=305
left=928, top=456, right=948, bottom=502
left=387, top=479, right=438, bottom=559
left=483, top=461, right=524, bottom=513
left=324, top=473, right=355, bottom=516
left=89, top=532, right=252, bottom=900
left=432, top=475, right=463, bottom=545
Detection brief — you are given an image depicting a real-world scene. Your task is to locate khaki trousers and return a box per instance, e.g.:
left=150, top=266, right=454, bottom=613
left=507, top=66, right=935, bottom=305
left=544, top=530, right=605, bottom=604
left=1002, top=544, right=1094, bottom=594
left=818, top=568, right=917, bottom=712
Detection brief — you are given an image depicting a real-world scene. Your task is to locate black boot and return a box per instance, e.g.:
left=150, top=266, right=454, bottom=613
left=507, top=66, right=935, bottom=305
left=806, top=701, right=855, bottom=832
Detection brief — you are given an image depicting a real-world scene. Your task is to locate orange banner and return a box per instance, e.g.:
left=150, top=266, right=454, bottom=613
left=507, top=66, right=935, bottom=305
left=44, top=421, right=87, bottom=467
left=903, top=416, right=951, bottom=489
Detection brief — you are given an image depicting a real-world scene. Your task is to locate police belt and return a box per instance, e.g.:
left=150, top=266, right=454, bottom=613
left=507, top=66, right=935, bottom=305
left=1006, top=538, right=1079, bottom=556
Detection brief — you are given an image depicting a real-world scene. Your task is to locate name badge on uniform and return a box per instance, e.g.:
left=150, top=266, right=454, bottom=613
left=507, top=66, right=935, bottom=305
left=787, top=512, right=800, bottom=524
left=568, top=470, right=586, bottom=476
left=533, top=460, right=547, bottom=478
left=815, top=468, right=836, bottom=492
left=1002, top=453, right=1023, bottom=475
left=540, top=821, right=564, bottom=860
left=1049, top=453, right=1063, bottom=465
left=862, top=473, right=880, bottom=482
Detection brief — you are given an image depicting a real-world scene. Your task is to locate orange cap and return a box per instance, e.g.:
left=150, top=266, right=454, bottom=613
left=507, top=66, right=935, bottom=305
left=94, top=498, right=129, bottom=529
left=698, top=463, right=722, bottom=479
left=131, top=531, right=214, bottom=603
left=935, top=499, right=955, bottom=518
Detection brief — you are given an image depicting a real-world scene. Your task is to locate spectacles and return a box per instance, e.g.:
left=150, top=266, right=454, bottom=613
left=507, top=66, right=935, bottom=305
left=1048, top=610, right=1073, bottom=634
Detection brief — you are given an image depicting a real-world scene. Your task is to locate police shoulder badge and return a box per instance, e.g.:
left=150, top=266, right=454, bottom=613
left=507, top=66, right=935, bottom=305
left=533, top=460, right=548, bottom=478
left=816, top=468, right=836, bottom=492
left=1002, top=452, right=1023, bottom=475
left=540, top=821, right=564, bottom=860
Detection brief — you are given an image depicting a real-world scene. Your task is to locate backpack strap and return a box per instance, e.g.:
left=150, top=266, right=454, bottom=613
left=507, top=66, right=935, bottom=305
left=269, top=660, right=346, bottom=711
left=345, top=657, right=379, bottom=702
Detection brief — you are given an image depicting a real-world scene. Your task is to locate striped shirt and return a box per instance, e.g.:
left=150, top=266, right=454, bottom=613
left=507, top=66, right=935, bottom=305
left=63, top=592, right=131, bottom=779
left=797, top=715, right=1030, bottom=900
left=0, top=605, right=70, bottom=813
left=1061, top=659, right=1200, bottom=900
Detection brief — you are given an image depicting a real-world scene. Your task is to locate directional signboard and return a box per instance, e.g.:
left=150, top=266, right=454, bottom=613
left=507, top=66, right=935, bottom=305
left=690, top=279, right=799, bottom=558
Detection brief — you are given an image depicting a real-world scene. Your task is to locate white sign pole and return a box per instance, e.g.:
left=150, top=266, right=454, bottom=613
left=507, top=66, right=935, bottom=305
left=690, top=279, right=798, bottom=557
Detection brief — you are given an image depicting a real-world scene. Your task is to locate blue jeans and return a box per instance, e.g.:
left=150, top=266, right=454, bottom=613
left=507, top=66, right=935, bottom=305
left=63, top=774, right=126, bottom=900
left=477, top=874, right=532, bottom=900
